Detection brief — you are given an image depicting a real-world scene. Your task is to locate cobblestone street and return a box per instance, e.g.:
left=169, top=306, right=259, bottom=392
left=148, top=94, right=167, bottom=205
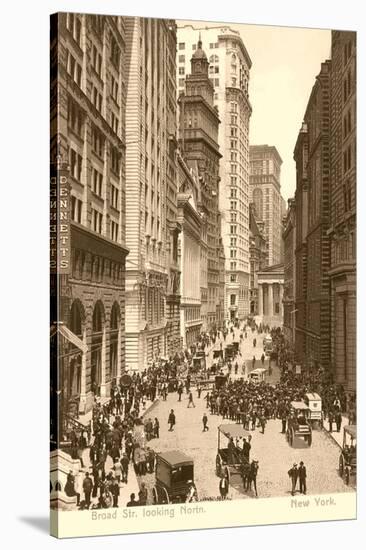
left=140, top=329, right=354, bottom=501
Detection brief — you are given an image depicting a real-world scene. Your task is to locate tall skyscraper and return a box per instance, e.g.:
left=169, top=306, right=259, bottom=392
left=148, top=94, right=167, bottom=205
left=50, top=13, right=129, bottom=411
left=250, top=144, right=284, bottom=266
left=178, top=36, right=223, bottom=329
left=177, top=25, right=252, bottom=322
left=124, top=17, right=180, bottom=371
left=294, top=61, right=332, bottom=373
left=329, top=31, right=356, bottom=397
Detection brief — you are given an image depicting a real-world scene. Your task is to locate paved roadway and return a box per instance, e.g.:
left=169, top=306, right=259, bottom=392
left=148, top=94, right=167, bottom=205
left=141, top=327, right=354, bottom=501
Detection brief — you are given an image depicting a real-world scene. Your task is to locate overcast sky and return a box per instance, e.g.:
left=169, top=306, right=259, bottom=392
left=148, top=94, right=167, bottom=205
left=180, top=20, right=331, bottom=202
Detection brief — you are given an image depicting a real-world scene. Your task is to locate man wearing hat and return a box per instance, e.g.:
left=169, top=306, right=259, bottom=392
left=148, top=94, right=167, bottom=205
left=288, top=463, right=298, bottom=496
left=298, top=461, right=307, bottom=494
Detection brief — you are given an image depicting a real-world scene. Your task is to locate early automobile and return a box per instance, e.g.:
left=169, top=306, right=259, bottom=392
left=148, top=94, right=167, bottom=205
left=339, top=425, right=356, bottom=486
left=303, top=392, right=322, bottom=425
left=213, top=349, right=224, bottom=360
left=216, top=424, right=251, bottom=485
left=248, top=367, right=267, bottom=383
left=286, top=401, right=312, bottom=447
left=152, top=450, right=197, bottom=504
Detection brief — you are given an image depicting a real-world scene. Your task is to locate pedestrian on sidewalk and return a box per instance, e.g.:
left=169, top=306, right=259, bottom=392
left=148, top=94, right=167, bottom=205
left=153, top=417, right=160, bottom=438
left=252, top=355, right=256, bottom=369
left=288, top=463, right=298, bottom=496
left=138, top=482, right=148, bottom=506
left=281, top=414, right=287, bottom=434
left=126, top=493, right=138, bottom=507
left=82, top=472, right=93, bottom=509
left=177, top=383, right=184, bottom=402
left=219, top=475, right=229, bottom=499
left=168, top=409, right=176, bottom=431
left=202, top=413, right=209, bottom=432
left=187, top=391, right=196, bottom=408
left=261, top=353, right=265, bottom=365
left=197, top=384, right=202, bottom=399
left=298, top=461, right=307, bottom=494
left=253, top=338, right=257, bottom=348
left=120, top=453, right=129, bottom=483
left=335, top=411, right=342, bottom=432
left=328, top=411, right=334, bottom=432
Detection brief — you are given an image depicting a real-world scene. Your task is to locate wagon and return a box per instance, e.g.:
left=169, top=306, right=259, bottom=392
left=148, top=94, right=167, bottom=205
left=303, top=393, right=322, bottom=424
left=193, top=354, right=206, bottom=371
left=286, top=401, right=312, bottom=447
left=248, top=367, right=267, bottom=383
left=216, top=424, right=251, bottom=485
left=213, top=349, right=224, bottom=360
left=215, top=374, right=228, bottom=390
left=224, top=344, right=235, bottom=361
left=152, top=450, right=196, bottom=504
left=339, top=425, right=356, bottom=486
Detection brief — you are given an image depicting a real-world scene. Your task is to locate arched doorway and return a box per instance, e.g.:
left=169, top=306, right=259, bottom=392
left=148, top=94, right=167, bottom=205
left=109, top=302, right=120, bottom=385
left=91, top=301, right=104, bottom=396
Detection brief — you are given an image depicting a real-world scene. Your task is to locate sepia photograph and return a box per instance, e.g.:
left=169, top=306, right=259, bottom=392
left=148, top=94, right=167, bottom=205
left=49, top=11, right=356, bottom=535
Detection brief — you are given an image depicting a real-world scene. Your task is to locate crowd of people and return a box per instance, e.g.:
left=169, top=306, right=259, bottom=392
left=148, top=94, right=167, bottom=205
left=62, top=318, right=356, bottom=508
left=64, top=331, right=220, bottom=510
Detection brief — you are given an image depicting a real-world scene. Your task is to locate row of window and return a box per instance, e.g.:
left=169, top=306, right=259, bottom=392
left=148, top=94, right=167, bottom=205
left=66, top=13, right=82, bottom=47
left=343, top=144, right=353, bottom=174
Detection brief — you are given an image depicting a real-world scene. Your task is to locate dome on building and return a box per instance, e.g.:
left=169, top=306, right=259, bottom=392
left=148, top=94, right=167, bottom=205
left=191, top=34, right=207, bottom=61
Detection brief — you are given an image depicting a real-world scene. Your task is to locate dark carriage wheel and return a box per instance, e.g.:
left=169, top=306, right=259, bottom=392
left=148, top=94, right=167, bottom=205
left=152, top=486, right=158, bottom=505
left=216, top=454, right=223, bottom=477
left=339, top=455, right=344, bottom=477
left=162, top=487, right=170, bottom=504
left=224, top=466, right=231, bottom=485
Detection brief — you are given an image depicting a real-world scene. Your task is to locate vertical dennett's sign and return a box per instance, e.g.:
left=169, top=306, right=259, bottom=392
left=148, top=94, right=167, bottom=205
left=50, top=164, right=71, bottom=274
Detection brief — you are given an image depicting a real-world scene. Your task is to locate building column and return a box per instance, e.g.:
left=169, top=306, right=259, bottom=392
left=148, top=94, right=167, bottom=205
left=268, top=284, right=274, bottom=318
left=258, top=284, right=263, bottom=316
left=279, top=284, right=284, bottom=320
left=117, top=324, right=121, bottom=381
left=79, top=327, right=88, bottom=414
left=100, top=326, right=107, bottom=397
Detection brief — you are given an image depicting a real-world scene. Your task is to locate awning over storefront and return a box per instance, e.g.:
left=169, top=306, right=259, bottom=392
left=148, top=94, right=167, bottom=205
left=50, top=322, right=88, bottom=353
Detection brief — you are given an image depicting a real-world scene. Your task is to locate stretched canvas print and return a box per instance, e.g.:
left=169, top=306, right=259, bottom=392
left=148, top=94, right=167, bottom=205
left=50, top=11, right=357, bottom=538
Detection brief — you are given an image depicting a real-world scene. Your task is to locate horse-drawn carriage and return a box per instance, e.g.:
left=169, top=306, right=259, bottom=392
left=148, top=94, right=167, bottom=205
left=339, top=425, right=356, bottom=486
left=216, top=424, right=251, bottom=486
left=152, top=451, right=197, bottom=504
left=286, top=401, right=312, bottom=447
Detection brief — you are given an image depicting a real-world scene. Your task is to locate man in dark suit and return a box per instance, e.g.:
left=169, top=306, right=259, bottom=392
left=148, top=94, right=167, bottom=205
left=219, top=475, right=229, bottom=499
left=288, top=463, right=298, bottom=496
left=298, top=461, right=307, bottom=494
left=168, top=409, right=176, bottom=431
left=82, top=472, right=93, bottom=509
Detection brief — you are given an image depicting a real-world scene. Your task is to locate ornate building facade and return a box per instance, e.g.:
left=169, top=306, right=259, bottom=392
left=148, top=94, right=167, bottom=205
left=250, top=145, right=284, bottom=267
left=249, top=203, right=268, bottom=316
left=177, top=154, right=203, bottom=347
left=177, top=25, right=252, bottom=322
left=124, top=17, right=180, bottom=371
left=328, top=31, right=356, bottom=396
left=50, top=13, right=129, bottom=413
left=282, top=198, right=296, bottom=345
left=178, top=37, right=224, bottom=331
left=294, top=61, right=332, bottom=373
